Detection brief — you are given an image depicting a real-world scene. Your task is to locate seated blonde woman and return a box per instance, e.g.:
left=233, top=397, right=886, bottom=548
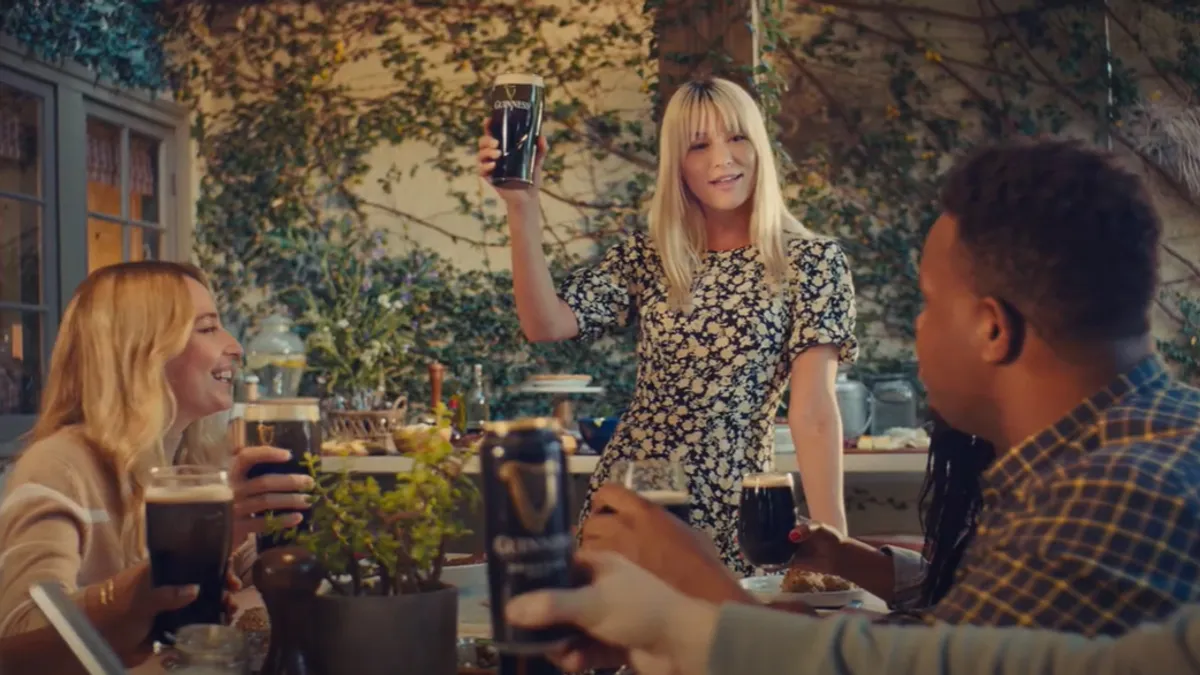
left=0, top=261, right=310, bottom=666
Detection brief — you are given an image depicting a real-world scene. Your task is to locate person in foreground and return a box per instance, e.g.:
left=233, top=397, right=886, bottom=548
left=581, top=140, right=1200, bottom=636
left=504, top=550, right=1200, bottom=675
left=0, top=262, right=310, bottom=666
left=478, top=77, right=857, bottom=573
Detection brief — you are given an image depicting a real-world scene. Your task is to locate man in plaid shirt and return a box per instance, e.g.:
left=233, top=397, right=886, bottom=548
left=882, top=139, right=1200, bottom=635
left=576, top=139, right=1200, bottom=641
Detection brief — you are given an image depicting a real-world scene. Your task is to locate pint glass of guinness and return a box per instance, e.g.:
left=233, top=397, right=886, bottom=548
left=488, top=73, right=545, bottom=186
left=614, top=459, right=691, bottom=524
left=145, top=466, right=234, bottom=644
left=737, top=472, right=799, bottom=571
left=480, top=418, right=579, bottom=654
left=236, top=398, right=321, bottom=552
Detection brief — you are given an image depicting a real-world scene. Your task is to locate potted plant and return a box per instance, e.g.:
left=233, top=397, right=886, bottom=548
left=269, top=407, right=478, bottom=675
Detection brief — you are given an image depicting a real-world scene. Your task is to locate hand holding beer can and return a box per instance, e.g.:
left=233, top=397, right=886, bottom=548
left=480, top=418, right=580, bottom=654
left=487, top=74, right=545, bottom=187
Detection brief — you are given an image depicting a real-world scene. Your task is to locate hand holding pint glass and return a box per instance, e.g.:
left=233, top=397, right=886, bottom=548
left=478, top=73, right=546, bottom=195
left=231, top=398, right=320, bottom=552
left=737, top=472, right=800, bottom=572
left=145, top=466, right=234, bottom=644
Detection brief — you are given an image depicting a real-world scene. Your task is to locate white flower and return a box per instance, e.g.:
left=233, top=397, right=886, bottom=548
left=378, top=294, right=391, bottom=308
left=336, top=319, right=350, bottom=329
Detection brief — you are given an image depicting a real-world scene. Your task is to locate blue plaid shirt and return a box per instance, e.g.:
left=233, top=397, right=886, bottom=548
left=900, top=356, right=1200, bottom=636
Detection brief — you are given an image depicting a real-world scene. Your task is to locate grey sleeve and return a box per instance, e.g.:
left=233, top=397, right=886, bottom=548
left=881, top=545, right=926, bottom=610
left=707, top=603, right=1200, bottom=675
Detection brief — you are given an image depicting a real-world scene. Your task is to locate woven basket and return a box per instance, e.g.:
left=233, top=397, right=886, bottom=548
left=324, top=396, right=408, bottom=452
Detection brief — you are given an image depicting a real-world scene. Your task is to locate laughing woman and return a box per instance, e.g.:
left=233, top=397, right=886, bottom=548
left=0, top=262, right=309, bottom=666
left=476, top=77, right=857, bottom=574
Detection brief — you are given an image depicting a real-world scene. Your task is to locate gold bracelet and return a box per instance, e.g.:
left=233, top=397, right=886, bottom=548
left=98, top=578, right=115, bottom=606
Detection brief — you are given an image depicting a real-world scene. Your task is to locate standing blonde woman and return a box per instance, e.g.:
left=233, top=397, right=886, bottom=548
left=0, top=262, right=310, bottom=666
left=477, top=77, right=857, bottom=574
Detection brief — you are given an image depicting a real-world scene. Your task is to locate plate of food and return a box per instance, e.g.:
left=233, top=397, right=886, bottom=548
left=740, top=569, right=865, bottom=608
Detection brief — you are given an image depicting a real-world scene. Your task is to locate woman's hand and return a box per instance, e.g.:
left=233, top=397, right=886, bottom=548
left=506, top=551, right=719, bottom=675
left=98, top=562, right=200, bottom=665
left=787, top=520, right=847, bottom=576
left=477, top=124, right=548, bottom=203
left=228, top=445, right=313, bottom=545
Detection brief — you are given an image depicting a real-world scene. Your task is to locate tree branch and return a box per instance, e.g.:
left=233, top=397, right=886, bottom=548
left=361, top=199, right=503, bottom=248
left=808, top=0, right=1044, bottom=25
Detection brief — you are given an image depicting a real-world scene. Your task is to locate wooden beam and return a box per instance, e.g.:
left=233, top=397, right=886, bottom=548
left=653, top=0, right=761, bottom=119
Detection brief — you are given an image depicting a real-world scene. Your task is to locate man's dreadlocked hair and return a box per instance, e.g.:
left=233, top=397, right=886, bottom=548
left=917, top=414, right=997, bottom=606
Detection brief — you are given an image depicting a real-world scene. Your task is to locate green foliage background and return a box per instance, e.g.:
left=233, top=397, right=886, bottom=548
left=7, top=0, right=1200, bottom=418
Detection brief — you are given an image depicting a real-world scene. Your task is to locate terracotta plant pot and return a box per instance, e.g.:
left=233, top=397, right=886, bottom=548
left=308, top=585, right=459, bottom=675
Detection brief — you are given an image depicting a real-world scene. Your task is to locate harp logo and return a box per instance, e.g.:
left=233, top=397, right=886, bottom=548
left=498, top=460, right=560, bottom=533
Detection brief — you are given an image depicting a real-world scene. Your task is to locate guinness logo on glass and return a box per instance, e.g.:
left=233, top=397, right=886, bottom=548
left=498, top=460, right=560, bottom=533
left=255, top=423, right=275, bottom=446
left=505, top=83, right=516, bottom=100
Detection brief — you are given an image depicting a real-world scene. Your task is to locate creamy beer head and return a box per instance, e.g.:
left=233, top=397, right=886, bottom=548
left=495, top=73, right=545, bottom=88
left=145, top=483, right=234, bottom=503
left=488, top=73, right=545, bottom=186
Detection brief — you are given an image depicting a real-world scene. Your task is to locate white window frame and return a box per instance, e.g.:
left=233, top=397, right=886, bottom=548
left=0, top=37, right=194, bottom=449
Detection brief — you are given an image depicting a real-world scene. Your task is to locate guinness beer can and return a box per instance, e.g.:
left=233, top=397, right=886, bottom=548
left=480, top=418, right=578, bottom=654
left=488, top=73, right=545, bottom=186
left=235, top=397, right=322, bottom=552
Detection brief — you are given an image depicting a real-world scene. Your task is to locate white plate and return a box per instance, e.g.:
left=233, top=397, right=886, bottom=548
left=529, top=374, right=593, bottom=386
left=739, top=574, right=865, bottom=608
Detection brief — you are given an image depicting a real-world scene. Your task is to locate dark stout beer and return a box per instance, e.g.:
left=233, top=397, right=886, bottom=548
left=145, top=474, right=233, bottom=643
left=237, top=398, right=321, bottom=552
left=641, top=489, right=690, bottom=524
left=737, top=472, right=798, bottom=569
left=488, top=74, right=545, bottom=186
left=480, top=418, right=578, bottom=654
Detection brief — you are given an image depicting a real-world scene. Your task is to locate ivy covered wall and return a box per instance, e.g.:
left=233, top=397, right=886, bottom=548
left=6, top=0, right=1200, bottom=420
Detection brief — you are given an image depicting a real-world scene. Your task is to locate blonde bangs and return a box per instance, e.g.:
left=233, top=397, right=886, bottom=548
left=650, top=78, right=813, bottom=311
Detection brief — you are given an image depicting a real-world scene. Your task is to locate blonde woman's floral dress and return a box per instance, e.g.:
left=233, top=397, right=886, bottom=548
left=560, top=231, right=858, bottom=575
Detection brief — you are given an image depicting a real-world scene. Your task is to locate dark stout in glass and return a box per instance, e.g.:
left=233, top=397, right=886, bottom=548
left=480, top=418, right=579, bottom=654
left=641, top=489, right=690, bottom=524
left=737, top=472, right=798, bottom=569
left=145, top=479, right=233, bottom=643
left=488, top=74, right=545, bottom=186
left=237, top=398, right=321, bottom=552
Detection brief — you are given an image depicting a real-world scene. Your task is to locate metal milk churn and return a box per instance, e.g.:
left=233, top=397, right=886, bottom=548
left=835, top=371, right=873, bottom=440
left=871, top=378, right=918, bottom=435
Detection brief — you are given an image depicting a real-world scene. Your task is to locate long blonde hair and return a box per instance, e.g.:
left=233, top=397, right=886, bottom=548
left=649, top=78, right=812, bottom=309
left=27, top=261, right=231, bottom=558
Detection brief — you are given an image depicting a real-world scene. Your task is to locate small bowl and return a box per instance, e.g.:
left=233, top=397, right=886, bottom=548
left=577, top=417, right=621, bottom=453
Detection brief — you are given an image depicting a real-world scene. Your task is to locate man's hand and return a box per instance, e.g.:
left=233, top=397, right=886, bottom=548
left=580, top=485, right=754, bottom=605
left=507, top=551, right=719, bottom=675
